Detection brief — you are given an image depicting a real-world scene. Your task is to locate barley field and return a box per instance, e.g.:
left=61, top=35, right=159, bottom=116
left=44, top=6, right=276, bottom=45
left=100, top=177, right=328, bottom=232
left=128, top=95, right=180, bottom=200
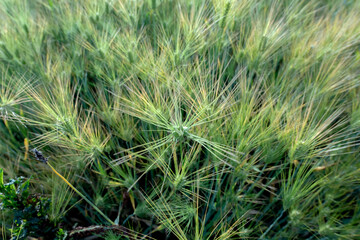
left=0, top=0, right=360, bottom=239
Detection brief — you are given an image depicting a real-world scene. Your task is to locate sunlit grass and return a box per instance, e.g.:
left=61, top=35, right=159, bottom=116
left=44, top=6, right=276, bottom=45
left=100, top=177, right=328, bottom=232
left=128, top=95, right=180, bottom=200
left=0, top=0, right=359, bottom=239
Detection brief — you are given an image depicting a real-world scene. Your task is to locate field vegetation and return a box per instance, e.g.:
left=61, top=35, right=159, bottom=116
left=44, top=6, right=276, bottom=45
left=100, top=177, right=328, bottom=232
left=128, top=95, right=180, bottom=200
left=0, top=0, right=360, bottom=239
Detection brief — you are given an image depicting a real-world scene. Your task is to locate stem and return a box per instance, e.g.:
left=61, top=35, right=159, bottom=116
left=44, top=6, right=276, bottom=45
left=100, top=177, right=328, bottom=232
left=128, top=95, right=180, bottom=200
left=173, top=143, right=179, bottom=175
left=259, top=209, right=285, bottom=239
left=47, top=162, right=115, bottom=225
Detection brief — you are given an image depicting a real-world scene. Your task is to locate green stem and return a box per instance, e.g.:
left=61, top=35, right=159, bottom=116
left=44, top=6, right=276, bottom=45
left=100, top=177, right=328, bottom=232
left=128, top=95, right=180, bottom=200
left=259, top=209, right=285, bottom=239
left=47, top=162, right=115, bottom=225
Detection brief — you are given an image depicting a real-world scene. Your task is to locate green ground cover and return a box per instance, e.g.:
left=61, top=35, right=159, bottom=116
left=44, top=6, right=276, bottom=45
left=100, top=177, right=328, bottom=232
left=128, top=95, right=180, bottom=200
left=0, top=0, right=360, bottom=239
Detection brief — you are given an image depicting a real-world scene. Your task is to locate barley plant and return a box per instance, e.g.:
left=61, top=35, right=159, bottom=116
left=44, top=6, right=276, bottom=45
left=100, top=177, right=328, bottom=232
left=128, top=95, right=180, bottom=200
left=0, top=0, right=360, bottom=239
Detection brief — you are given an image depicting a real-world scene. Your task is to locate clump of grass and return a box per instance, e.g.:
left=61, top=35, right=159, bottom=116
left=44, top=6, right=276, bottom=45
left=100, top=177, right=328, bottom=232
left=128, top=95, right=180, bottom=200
left=0, top=0, right=360, bottom=239
left=32, top=148, right=114, bottom=225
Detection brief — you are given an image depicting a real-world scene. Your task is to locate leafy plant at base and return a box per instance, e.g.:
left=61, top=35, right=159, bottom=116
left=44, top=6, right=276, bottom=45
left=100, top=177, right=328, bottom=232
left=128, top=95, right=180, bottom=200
left=0, top=168, right=63, bottom=239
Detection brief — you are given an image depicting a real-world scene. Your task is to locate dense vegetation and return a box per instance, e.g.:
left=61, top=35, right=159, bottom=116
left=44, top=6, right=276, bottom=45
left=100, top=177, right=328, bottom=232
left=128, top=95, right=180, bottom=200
left=1, top=0, right=360, bottom=239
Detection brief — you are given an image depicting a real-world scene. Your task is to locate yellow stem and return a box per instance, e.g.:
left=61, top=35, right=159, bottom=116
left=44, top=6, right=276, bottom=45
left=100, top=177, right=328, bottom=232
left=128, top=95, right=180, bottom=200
left=47, top=162, right=115, bottom=225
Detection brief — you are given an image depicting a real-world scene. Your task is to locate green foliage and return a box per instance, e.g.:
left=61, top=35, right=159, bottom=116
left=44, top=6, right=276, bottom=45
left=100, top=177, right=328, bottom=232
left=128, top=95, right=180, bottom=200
left=103, top=231, right=130, bottom=240
left=0, top=0, right=359, bottom=239
left=56, top=228, right=68, bottom=240
left=0, top=169, right=61, bottom=239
